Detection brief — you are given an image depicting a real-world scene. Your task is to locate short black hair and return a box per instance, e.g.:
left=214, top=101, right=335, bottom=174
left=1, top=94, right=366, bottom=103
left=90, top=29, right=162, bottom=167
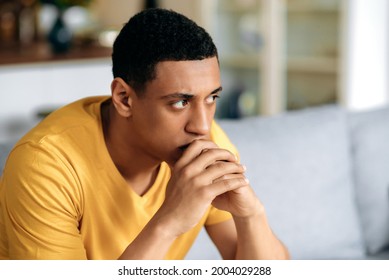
left=112, top=8, right=218, bottom=94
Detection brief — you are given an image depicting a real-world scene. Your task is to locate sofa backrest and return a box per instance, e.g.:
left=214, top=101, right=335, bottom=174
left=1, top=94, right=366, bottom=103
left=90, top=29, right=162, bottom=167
left=348, top=106, right=389, bottom=256
left=0, top=142, right=13, bottom=176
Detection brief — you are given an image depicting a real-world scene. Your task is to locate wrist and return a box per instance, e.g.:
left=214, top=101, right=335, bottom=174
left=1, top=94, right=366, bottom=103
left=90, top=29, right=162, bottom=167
left=148, top=214, right=180, bottom=242
left=232, top=199, right=266, bottom=222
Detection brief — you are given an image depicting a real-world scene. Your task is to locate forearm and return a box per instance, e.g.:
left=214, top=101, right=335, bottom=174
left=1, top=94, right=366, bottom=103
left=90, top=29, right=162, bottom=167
left=118, top=216, right=176, bottom=260
left=233, top=206, right=290, bottom=260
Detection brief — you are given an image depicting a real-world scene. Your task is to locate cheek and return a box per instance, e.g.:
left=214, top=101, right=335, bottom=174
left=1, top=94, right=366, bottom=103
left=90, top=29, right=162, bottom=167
left=134, top=110, right=183, bottom=141
left=209, top=105, right=217, bottom=118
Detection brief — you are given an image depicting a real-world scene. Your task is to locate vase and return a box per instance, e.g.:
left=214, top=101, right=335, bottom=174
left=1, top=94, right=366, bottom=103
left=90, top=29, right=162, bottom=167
left=47, top=8, right=72, bottom=54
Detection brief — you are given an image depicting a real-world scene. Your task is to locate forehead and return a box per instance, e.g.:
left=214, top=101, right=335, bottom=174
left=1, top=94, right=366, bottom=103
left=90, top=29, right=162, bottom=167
left=145, top=57, right=220, bottom=96
left=155, top=57, right=219, bottom=75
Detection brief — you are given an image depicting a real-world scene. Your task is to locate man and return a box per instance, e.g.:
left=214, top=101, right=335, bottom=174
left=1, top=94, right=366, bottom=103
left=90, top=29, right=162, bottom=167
left=0, top=8, right=289, bottom=260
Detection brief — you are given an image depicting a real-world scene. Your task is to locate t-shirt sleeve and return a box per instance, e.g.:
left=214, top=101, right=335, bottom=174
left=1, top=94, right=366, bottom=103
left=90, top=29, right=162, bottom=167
left=205, top=206, right=232, bottom=226
left=1, top=142, right=87, bottom=259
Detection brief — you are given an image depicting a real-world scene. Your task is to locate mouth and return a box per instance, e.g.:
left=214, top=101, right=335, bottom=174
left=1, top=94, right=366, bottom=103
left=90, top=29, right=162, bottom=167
left=178, top=143, right=190, bottom=152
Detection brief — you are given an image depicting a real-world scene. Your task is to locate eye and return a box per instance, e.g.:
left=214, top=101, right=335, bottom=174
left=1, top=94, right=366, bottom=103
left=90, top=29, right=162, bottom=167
left=171, top=99, right=189, bottom=109
left=205, top=95, right=220, bottom=105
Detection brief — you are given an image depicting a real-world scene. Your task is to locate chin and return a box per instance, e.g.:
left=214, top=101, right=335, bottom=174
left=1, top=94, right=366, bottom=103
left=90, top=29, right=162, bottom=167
left=164, top=151, right=182, bottom=168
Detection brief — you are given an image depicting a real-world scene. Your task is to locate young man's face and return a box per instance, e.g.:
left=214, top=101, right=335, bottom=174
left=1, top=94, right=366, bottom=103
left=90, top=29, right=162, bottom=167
left=129, top=56, right=222, bottom=166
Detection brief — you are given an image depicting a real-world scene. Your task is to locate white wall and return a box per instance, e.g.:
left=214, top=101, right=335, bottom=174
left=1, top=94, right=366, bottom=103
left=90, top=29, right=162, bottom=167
left=342, top=0, right=389, bottom=111
left=0, top=59, right=113, bottom=142
left=0, top=59, right=112, bottom=120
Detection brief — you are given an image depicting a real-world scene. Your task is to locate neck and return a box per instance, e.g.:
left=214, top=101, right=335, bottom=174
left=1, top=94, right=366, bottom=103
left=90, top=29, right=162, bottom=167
left=101, top=100, right=160, bottom=195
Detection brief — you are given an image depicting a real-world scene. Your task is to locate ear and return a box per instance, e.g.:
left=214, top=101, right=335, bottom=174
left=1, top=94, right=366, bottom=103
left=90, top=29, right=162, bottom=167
left=111, top=78, right=135, bottom=118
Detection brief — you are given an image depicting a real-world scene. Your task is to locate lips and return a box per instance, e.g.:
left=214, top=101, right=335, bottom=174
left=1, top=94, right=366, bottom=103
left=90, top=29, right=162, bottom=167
left=178, top=143, right=190, bottom=152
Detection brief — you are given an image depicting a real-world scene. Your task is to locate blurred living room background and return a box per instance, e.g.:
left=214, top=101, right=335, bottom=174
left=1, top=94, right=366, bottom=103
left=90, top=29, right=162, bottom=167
left=0, top=0, right=388, bottom=143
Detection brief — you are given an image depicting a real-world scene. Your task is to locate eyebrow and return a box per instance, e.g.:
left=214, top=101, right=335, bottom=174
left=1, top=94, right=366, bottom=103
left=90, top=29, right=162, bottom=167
left=161, top=86, right=223, bottom=99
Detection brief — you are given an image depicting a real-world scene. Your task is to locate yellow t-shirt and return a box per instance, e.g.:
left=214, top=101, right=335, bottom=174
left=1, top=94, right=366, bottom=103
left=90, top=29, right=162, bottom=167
left=0, top=96, right=238, bottom=260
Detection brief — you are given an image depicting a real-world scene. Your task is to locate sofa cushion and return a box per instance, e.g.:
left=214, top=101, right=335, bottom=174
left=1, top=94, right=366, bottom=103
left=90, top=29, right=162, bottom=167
left=215, top=105, right=365, bottom=259
left=0, top=142, right=14, bottom=175
left=348, top=107, right=389, bottom=255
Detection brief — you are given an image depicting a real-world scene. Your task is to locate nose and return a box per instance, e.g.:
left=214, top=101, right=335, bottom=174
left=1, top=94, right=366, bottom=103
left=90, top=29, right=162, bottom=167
left=185, top=103, right=211, bottom=137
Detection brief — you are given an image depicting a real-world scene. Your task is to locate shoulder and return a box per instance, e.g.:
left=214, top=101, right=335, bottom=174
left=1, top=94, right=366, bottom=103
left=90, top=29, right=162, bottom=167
left=3, top=96, right=111, bottom=193
left=14, top=96, right=110, bottom=155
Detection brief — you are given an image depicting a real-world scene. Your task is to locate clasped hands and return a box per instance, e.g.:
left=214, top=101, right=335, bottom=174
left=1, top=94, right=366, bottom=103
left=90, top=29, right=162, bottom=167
left=157, top=139, right=262, bottom=238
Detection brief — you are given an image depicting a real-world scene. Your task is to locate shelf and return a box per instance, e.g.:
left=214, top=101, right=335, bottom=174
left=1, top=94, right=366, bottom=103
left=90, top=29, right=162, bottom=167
left=287, top=5, right=340, bottom=13
left=286, top=0, right=340, bottom=13
left=287, top=57, right=338, bottom=73
left=0, top=41, right=112, bottom=66
left=217, top=0, right=260, bottom=14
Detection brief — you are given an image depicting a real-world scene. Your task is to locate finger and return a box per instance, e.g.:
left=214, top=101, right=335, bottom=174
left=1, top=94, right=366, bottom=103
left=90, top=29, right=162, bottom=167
left=178, top=148, right=240, bottom=179
left=176, top=162, right=246, bottom=195
left=176, top=140, right=237, bottom=170
left=213, top=172, right=247, bottom=183
left=187, top=162, right=246, bottom=188
left=175, top=140, right=218, bottom=169
left=208, top=176, right=250, bottom=198
left=196, top=148, right=239, bottom=168
left=201, top=161, right=246, bottom=184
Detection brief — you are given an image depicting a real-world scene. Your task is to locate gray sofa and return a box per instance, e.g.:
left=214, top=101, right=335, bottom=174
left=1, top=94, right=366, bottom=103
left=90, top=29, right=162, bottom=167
left=187, top=104, right=389, bottom=260
left=1, top=105, right=389, bottom=260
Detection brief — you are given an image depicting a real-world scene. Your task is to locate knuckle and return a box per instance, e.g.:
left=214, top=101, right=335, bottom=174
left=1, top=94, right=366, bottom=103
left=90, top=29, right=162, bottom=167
left=201, top=148, right=217, bottom=157
left=192, top=176, right=203, bottom=187
left=219, top=174, right=230, bottom=180
left=239, top=177, right=248, bottom=185
left=180, top=167, right=192, bottom=180
left=216, top=162, right=243, bottom=174
left=197, top=187, right=210, bottom=201
left=213, top=161, right=225, bottom=170
left=220, top=148, right=234, bottom=159
left=222, top=179, right=234, bottom=190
